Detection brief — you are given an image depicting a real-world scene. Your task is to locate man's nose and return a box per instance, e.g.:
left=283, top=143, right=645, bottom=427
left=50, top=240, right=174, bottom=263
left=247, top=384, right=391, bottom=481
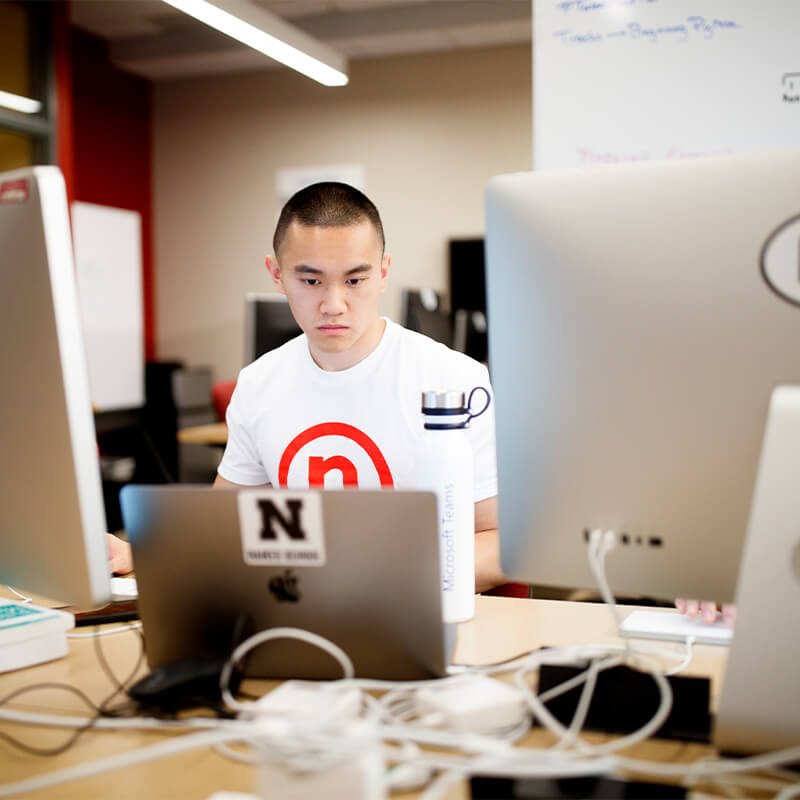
left=320, top=285, right=347, bottom=314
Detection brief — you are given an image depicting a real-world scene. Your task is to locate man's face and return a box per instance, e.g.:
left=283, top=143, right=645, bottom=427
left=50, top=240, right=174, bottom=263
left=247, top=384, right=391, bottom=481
left=267, top=219, right=390, bottom=371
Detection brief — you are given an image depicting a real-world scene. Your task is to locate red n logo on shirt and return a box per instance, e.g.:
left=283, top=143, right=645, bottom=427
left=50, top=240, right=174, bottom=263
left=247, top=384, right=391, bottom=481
left=308, top=455, right=359, bottom=487
left=278, top=422, right=394, bottom=489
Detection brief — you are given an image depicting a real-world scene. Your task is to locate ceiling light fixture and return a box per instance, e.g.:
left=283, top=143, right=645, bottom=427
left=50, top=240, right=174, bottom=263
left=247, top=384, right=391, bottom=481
left=160, top=0, right=349, bottom=86
left=0, top=90, right=42, bottom=115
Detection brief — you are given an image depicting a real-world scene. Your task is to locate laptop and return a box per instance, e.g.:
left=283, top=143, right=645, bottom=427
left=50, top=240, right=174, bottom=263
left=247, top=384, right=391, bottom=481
left=119, top=485, right=453, bottom=681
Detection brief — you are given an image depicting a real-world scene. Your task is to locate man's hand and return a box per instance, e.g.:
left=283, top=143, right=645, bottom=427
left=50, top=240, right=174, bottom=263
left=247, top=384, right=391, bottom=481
left=675, top=598, right=736, bottom=627
left=106, top=533, right=133, bottom=575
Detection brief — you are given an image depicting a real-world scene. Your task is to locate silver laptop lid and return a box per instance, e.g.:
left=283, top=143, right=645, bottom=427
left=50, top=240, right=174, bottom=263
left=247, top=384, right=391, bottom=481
left=120, top=485, right=452, bottom=680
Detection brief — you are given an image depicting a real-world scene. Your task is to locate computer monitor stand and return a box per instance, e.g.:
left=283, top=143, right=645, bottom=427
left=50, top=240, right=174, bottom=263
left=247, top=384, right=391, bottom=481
left=714, top=386, right=800, bottom=755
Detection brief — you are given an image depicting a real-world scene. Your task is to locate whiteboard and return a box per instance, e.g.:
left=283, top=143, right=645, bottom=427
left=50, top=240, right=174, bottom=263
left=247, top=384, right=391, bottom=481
left=533, top=0, right=800, bottom=170
left=72, top=202, right=144, bottom=411
left=275, top=163, right=366, bottom=208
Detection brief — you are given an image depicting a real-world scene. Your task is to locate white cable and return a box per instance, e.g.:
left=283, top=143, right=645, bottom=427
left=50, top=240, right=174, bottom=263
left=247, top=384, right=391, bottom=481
left=376, top=721, right=521, bottom=754
left=0, top=727, right=246, bottom=798
left=341, top=675, right=468, bottom=692
left=447, top=653, right=534, bottom=675
left=213, top=739, right=263, bottom=765
left=388, top=745, right=614, bottom=779
left=4, top=528, right=798, bottom=799
left=537, top=653, right=619, bottom=705
left=665, top=636, right=695, bottom=676
left=701, top=773, right=800, bottom=795
left=67, top=623, right=142, bottom=638
left=588, top=529, right=630, bottom=655
left=555, top=654, right=617, bottom=750
left=5, top=586, right=32, bottom=603
left=6, top=680, right=797, bottom=796
left=0, top=706, right=234, bottom=731
left=219, top=627, right=354, bottom=712
left=774, top=780, right=800, bottom=800
left=514, top=645, right=674, bottom=756
left=418, top=768, right=464, bottom=800
left=613, top=744, right=800, bottom=779
left=767, top=767, right=800, bottom=784
left=502, top=523, right=679, bottom=759
left=586, top=662, right=673, bottom=755
left=377, top=676, right=531, bottom=743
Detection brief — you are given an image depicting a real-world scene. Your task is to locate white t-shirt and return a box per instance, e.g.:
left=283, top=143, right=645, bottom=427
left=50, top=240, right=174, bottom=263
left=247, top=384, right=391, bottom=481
left=217, top=318, right=497, bottom=501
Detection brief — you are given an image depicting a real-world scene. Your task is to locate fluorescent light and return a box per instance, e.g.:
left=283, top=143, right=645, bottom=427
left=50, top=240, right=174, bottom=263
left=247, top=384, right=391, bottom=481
left=0, top=90, right=42, bottom=115
left=160, top=0, right=349, bottom=86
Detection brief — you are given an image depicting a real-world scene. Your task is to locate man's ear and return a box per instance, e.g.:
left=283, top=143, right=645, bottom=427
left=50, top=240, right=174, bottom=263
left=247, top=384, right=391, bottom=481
left=379, top=253, right=391, bottom=293
left=265, top=256, right=285, bottom=294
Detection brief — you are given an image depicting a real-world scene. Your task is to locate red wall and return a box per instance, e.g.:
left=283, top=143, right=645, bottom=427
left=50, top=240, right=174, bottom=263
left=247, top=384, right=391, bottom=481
left=54, top=10, right=155, bottom=360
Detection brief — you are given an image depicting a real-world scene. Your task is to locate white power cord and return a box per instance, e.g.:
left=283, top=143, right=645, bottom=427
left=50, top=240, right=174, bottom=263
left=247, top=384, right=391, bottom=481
left=587, top=528, right=630, bottom=655
left=0, top=707, right=238, bottom=732
left=665, top=636, right=695, bottom=676
left=3, top=535, right=800, bottom=800
left=513, top=644, right=674, bottom=757
left=218, top=626, right=355, bottom=713
left=5, top=586, right=32, bottom=604
left=774, top=780, right=800, bottom=800
left=0, top=727, right=246, bottom=798
left=67, top=623, right=143, bottom=639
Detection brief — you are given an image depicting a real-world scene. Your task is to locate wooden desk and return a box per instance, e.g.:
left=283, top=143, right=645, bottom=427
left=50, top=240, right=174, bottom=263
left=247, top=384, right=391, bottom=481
left=176, top=422, right=228, bottom=446
left=0, top=598, right=737, bottom=799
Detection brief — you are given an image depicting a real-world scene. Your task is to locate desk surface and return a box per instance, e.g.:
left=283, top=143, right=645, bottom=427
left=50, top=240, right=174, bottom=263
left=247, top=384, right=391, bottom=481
left=177, top=422, right=228, bottom=446
left=0, top=597, right=736, bottom=799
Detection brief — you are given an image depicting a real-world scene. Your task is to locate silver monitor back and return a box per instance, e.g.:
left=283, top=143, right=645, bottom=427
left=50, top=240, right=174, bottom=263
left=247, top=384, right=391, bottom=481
left=485, top=151, right=800, bottom=603
left=0, top=166, right=110, bottom=609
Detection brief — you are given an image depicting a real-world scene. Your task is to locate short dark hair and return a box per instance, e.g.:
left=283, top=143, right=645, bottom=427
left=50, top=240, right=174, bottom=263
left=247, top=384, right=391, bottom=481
left=273, top=182, right=385, bottom=257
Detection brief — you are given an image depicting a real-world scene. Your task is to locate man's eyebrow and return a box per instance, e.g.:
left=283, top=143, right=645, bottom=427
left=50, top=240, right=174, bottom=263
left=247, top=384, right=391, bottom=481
left=291, top=264, right=374, bottom=276
left=292, top=265, right=323, bottom=276
left=344, top=264, right=373, bottom=276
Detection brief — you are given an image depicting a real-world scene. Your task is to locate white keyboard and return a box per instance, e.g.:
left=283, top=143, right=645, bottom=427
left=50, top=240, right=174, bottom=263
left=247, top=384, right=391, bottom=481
left=110, top=577, right=138, bottom=601
left=620, top=609, right=733, bottom=646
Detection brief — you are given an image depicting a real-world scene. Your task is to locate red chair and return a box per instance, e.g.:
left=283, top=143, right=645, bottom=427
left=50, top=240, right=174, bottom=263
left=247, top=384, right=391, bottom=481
left=211, top=379, right=237, bottom=422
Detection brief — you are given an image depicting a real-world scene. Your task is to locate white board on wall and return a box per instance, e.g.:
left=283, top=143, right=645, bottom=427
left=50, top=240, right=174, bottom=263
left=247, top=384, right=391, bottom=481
left=275, top=163, right=367, bottom=208
left=533, top=0, right=800, bottom=170
left=71, top=202, right=144, bottom=411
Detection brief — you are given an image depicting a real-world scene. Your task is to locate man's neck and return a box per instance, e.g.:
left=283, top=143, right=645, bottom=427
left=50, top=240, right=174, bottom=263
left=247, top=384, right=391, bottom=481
left=310, top=317, right=387, bottom=372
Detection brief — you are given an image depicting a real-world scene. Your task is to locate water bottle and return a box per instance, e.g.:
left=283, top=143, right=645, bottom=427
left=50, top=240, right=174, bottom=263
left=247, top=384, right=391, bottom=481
left=416, top=387, right=490, bottom=623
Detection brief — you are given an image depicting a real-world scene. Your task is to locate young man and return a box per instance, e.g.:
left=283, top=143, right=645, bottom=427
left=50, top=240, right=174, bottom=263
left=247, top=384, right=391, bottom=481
left=109, top=182, right=506, bottom=592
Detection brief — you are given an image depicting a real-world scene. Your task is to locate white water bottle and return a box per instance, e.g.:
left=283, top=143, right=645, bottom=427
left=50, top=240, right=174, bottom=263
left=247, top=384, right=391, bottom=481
left=416, top=388, right=490, bottom=623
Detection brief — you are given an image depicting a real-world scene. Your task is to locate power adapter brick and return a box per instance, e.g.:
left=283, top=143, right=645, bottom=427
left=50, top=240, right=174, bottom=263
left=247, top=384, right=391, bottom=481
left=250, top=684, right=383, bottom=800
left=252, top=679, right=362, bottom=721
left=414, top=675, right=529, bottom=733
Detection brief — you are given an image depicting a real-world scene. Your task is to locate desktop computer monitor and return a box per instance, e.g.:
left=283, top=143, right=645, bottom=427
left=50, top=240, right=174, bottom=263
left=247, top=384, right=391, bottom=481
left=400, top=287, right=453, bottom=346
left=484, top=151, right=800, bottom=753
left=244, top=292, right=301, bottom=364
left=485, top=151, right=800, bottom=602
left=0, top=166, right=111, bottom=609
left=449, top=238, right=486, bottom=315
left=449, top=238, right=488, bottom=362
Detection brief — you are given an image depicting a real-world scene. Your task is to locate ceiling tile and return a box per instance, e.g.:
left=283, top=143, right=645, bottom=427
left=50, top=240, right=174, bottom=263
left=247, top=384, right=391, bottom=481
left=447, top=20, right=531, bottom=47
left=71, top=0, right=532, bottom=80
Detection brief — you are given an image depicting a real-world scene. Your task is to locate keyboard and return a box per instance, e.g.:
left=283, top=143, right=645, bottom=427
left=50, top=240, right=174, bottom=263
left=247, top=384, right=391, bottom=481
left=620, top=609, right=733, bottom=647
left=110, top=577, right=139, bottom=600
